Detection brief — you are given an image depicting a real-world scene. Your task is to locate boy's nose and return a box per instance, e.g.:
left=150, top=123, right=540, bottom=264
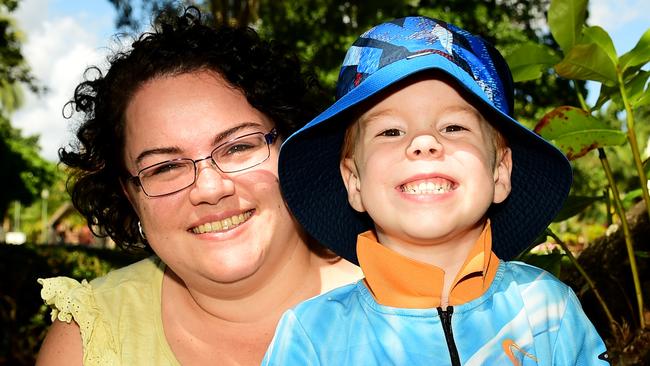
left=406, top=134, right=443, bottom=159
left=189, top=159, right=235, bottom=205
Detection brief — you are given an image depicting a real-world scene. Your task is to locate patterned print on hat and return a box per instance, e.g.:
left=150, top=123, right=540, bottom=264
left=336, top=17, right=510, bottom=116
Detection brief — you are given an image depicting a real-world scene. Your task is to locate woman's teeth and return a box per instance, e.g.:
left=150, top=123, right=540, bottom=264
left=401, top=180, right=453, bottom=194
left=191, top=211, right=253, bottom=234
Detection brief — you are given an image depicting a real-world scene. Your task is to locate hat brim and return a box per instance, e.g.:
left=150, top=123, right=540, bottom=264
left=279, top=52, right=572, bottom=264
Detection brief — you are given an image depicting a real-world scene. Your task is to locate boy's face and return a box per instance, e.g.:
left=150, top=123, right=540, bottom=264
left=340, top=77, right=512, bottom=255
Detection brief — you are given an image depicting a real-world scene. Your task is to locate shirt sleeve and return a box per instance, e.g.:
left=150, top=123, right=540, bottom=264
left=552, top=287, right=610, bottom=365
left=262, top=309, right=320, bottom=365
left=38, top=276, right=119, bottom=365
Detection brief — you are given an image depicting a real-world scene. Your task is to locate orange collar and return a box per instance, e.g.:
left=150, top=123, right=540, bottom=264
left=357, top=222, right=499, bottom=308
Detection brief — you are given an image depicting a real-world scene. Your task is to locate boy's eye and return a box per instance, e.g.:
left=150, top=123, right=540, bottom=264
left=377, top=129, right=404, bottom=137
left=442, top=125, right=467, bottom=133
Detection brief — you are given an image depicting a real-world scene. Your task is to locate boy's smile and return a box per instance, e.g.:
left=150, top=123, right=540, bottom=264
left=340, top=75, right=512, bottom=265
left=399, top=176, right=457, bottom=196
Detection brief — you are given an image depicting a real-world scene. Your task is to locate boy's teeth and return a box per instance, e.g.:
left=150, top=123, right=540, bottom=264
left=401, top=180, right=453, bottom=194
left=191, top=211, right=253, bottom=234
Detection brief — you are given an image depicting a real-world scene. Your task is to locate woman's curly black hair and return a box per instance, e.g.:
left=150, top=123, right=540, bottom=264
left=59, top=7, right=325, bottom=251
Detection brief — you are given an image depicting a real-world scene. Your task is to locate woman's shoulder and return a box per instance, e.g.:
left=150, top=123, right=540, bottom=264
left=37, top=256, right=167, bottom=365
left=38, top=256, right=163, bottom=325
left=89, top=256, right=163, bottom=290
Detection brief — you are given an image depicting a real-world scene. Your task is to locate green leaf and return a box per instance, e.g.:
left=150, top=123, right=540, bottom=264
left=626, top=70, right=650, bottom=108
left=635, top=91, right=650, bottom=108
left=535, top=106, right=627, bottom=160
left=601, top=70, right=650, bottom=110
left=619, top=27, right=650, bottom=71
left=534, top=106, right=597, bottom=139
left=622, top=188, right=642, bottom=209
left=553, top=195, right=604, bottom=222
left=505, top=43, right=561, bottom=82
left=553, top=130, right=626, bottom=159
left=594, top=83, right=617, bottom=110
left=555, top=43, right=618, bottom=85
left=581, top=26, right=617, bottom=63
left=636, top=251, right=650, bottom=259
left=548, top=0, right=588, bottom=52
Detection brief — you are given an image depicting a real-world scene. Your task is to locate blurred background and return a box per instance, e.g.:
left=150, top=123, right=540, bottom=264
left=1, top=0, right=648, bottom=364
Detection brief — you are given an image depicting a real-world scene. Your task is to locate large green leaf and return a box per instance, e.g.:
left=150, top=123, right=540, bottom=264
left=555, top=43, right=618, bottom=85
left=554, top=130, right=627, bottom=160
left=619, top=27, right=650, bottom=71
left=535, top=106, right=627, bottom=160
left=505, top=43, right=561, bottom=82
left=581, top=26, right=617, bottom=63
left=553, top=195, right=604, bottom=222
left=548, top=0, right=587, bottom=53
left=534, top=106, right=595, bottom=139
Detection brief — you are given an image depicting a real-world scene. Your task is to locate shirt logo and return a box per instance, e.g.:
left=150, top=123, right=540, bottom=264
left=502, top=339, right=538, bottom=366
left=598, top=351, right=611, bottom=364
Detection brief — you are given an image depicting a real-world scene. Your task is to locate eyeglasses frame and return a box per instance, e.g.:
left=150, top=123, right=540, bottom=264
left=127, top=128, right=278, bottom=197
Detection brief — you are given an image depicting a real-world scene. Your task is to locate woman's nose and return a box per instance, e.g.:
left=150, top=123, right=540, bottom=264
left=406, top=134, right=443, bottom=159
left=189, top=159, right=235, bottom=205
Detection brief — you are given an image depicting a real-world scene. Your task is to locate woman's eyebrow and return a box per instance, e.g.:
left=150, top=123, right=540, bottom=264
left=134, top=121, right=264, bottom=165
left=212, top=121, right=263, bottom=145
left=135, top=146, right=181, bottom=166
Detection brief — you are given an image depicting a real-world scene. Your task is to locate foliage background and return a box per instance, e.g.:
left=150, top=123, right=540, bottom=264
left=0, top=0, right=648, bottom=364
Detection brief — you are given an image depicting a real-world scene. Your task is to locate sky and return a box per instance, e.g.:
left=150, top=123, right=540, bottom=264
left=11, top=0, right=650, bottom=162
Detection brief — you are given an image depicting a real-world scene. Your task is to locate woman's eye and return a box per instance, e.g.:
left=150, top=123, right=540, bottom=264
left=226, top=143, right=255, bottom=155
left=377, top=129, right=404, bottom=137
left=442, top=125, right=467, bottom=133
left=146, top=162, right=186, bottom=177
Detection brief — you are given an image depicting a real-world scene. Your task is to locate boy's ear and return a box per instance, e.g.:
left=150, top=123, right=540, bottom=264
left=493, top=147, right=513, bottom=204
left=340, top=157, right=366, bottom=213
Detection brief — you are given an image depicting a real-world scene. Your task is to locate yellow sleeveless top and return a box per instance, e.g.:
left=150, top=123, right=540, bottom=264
left=38, top=256, right=180, bottom=365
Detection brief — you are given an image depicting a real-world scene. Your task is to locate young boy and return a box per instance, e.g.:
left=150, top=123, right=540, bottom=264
left=264, top=16, right=608, bottom=365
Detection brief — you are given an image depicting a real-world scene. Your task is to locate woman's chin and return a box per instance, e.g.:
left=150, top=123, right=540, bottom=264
left=201, top=251, right=266, bottom=284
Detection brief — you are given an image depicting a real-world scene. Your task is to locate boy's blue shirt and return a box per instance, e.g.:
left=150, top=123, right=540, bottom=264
left=262, top=260, right=608, bottom=365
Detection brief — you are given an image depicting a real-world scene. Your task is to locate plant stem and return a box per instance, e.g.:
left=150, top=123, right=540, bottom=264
left=575, top=81, right=646, bottom=328
left=598, top=148, right=645, bottom=329
left=604, top=188, right=612, bottom=226
left=617, top=71, right=650, bottom=225
left=617, top=71, right=648, bottom=329
left=546, top=229, right=617, bottom=335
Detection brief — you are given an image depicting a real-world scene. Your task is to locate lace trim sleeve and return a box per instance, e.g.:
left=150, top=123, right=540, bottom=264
left=38, top=277, right=118, bottom=365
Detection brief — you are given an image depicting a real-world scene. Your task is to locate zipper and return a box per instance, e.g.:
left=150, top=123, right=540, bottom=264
left=437, top=306, right=461, bottom=366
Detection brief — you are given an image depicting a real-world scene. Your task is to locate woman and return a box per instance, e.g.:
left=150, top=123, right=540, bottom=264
left=36, top=8, right=359, bottom=366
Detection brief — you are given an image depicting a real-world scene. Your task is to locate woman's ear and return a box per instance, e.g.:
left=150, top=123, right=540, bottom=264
left=120, top=178, right=139, bottom=212
left=493, top=147, right=512, bottom=204
left=340, top=157, right=366, bottom=213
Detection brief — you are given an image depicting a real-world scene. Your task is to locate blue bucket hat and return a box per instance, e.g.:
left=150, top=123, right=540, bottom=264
left=279, top=16, right=572, bottom=264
